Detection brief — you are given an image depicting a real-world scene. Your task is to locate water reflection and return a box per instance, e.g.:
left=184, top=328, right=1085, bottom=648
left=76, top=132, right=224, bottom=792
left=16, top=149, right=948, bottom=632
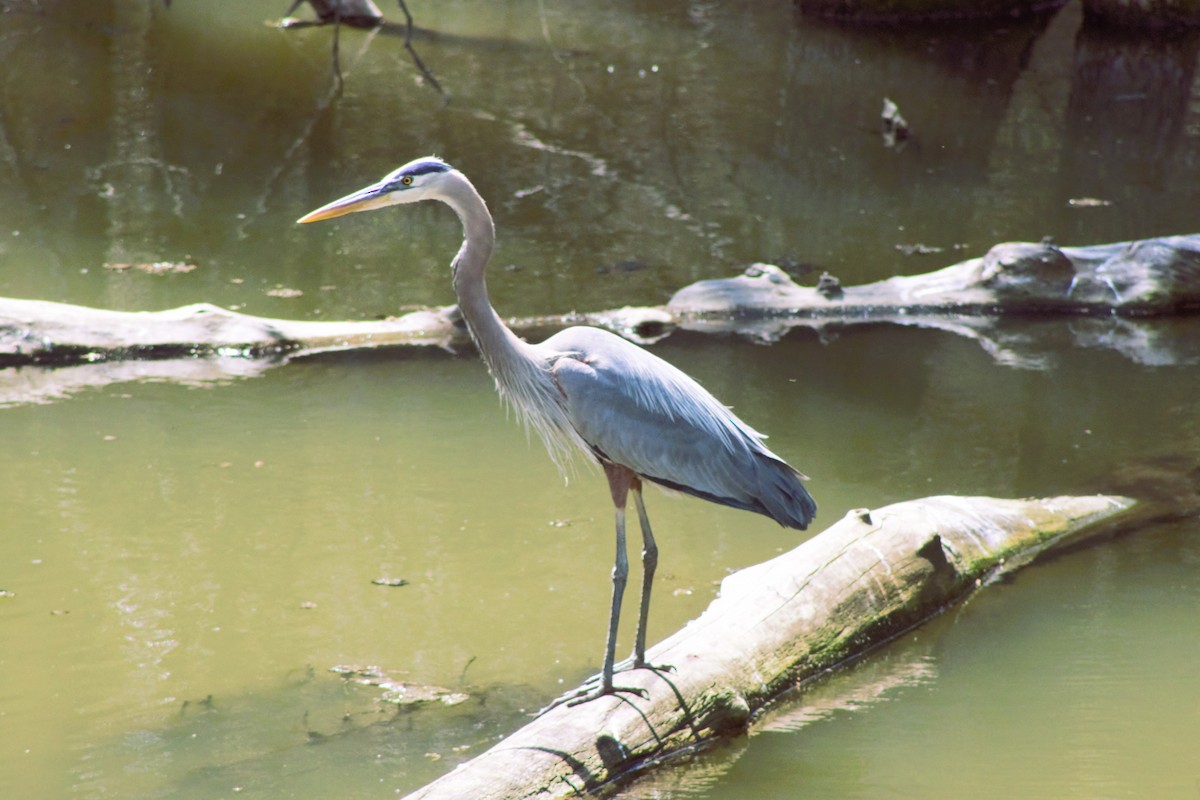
left=1, top=2, right=1199, bottom=800
left=1063, top=25, right=1200, bottom=219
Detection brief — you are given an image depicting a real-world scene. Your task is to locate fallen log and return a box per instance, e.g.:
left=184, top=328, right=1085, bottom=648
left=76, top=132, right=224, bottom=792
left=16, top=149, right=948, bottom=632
left=668, top=234, right=1200, bottom=318
left=0, top=297, right=462, bottom=366
left=2, top=234, right=1198, bottom=375
left=400, top=493, right=1135, bottom=800
left=662, top=234, right=1200, bottom=367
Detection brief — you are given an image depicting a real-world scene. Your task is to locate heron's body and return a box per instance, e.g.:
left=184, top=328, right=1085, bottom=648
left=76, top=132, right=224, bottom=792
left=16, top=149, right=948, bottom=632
left=533, top=326, right=814, bottom=526
left=299, top=157, right=815, bottom=707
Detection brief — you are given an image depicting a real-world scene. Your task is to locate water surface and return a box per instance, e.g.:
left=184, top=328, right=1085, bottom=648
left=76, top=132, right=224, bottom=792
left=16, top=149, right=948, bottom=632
left=1, top=1, right=1198, bottom=798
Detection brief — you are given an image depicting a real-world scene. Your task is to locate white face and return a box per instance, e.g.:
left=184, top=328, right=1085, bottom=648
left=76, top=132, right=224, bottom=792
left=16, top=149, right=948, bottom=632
left=297, top=157, right=453, bottom=223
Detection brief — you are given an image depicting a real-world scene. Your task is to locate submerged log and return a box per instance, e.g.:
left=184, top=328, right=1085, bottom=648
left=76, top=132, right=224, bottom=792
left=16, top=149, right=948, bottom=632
left=399, top=493, right=1136, bottom=800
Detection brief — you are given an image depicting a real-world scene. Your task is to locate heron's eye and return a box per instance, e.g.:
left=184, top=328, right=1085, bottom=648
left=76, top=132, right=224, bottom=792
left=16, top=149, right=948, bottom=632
left=401, top=176, right=414, bottom=186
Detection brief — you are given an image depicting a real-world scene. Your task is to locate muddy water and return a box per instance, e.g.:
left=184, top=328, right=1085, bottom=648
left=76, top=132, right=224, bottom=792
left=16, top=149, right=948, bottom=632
left=1, top=1, right=1198, bottom=798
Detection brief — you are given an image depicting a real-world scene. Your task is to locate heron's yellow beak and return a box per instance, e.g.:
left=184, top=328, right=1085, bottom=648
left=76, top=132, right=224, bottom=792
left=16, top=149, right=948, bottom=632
left=297, top=183, right=393, bottom=224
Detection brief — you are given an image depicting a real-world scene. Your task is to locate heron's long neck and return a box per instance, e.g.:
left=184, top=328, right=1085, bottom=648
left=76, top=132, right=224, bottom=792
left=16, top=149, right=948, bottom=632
left=439, top=171, right=583, bottom=471
left=442, top=176, right=535, bottom=378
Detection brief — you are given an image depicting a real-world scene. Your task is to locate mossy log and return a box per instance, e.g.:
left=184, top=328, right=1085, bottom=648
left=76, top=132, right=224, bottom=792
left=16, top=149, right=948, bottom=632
left=400, top=494, right=1135, bottom=800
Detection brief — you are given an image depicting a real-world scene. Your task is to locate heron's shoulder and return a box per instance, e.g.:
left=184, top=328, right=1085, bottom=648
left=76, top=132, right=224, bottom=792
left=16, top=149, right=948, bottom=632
left=539, top=326, right=742, bottom=424
left=539, top=326, right=687, bottom=383
left=539, top=325, right=635, bottom=353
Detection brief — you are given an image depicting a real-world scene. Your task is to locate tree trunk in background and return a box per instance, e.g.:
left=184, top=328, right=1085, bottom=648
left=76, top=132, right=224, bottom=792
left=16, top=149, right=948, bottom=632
left=1061, top=20, right=1200, bottom=213
left=1082, top=0, right=1200, bottom=27
left=106, top=0, right=165, bottom=293
left=796, top=0, right=1200, bottom=25
left=795, top=0, right=1067, bottom=22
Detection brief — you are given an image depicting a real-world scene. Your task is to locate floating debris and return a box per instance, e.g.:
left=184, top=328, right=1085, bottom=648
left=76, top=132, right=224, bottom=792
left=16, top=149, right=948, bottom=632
left=513, top=185, right=545, bottom=199
left=1068, top=197, right=1113, bottom=208
left=894, top=243, right=944, bottom=256
left=266, top=287, right=304, bottom=298
left=371, top=576, right=409, bottom=587
left=596, top=260, right=649, bottom=275
left=881, top=97, right=910, bottom=150
left=329, top=665, right=469, bottom=706
left=103, top=261, right=198, bottom=275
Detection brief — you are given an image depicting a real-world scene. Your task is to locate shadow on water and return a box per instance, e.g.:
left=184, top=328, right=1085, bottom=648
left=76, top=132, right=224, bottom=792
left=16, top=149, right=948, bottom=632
left=67, top=665, right=551, bottom=800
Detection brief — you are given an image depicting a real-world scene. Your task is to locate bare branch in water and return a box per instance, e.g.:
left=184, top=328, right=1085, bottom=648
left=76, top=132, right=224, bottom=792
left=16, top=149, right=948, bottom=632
left=331, top=4, right=344, bottom=94
left=397, top=0, right=448, bottom=101
left=281, top=2, right=447, bottom=100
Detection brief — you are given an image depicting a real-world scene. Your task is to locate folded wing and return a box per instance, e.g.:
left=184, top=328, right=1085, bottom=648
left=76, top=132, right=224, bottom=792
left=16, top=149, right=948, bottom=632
left=542, top=327, right=815, bottom=530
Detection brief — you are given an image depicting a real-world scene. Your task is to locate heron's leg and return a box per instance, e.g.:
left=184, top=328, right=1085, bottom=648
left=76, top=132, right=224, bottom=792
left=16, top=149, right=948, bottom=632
left=594, top=463, right=650, bottom=695
left=630, top=487, right=655, bottom=667
left=629, top=488, right=673, bottom=673
left=537, top=464, right=648, bottom=714
left=597, top=495, right=629, bottom=693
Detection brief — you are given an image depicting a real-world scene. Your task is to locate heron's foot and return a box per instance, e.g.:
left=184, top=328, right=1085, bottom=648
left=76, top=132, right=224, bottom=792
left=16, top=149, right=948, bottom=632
left=631, top=656, right=675, bottom=675
left=606, top=654, right=675, bottom=676
left=536, top=681, right=647, bottom=717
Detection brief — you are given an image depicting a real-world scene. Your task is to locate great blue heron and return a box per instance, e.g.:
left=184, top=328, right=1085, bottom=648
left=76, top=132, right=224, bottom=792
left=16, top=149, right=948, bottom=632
left=298, top=157, right=816, bottom=707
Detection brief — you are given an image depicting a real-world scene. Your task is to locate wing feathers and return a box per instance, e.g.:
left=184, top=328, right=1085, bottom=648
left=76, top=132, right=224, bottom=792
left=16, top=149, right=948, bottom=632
left=543, top=327, right=815, bottom=530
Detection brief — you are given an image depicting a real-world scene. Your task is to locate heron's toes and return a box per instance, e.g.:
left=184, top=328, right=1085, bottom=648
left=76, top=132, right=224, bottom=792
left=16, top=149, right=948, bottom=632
left=633, top=659, right=675, bottom=675
left=536, top=683, right=647, bottom=716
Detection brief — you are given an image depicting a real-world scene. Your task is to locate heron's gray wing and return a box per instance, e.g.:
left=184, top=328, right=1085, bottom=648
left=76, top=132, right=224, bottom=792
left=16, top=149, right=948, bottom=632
left=542, top=327, right=814, bottom=528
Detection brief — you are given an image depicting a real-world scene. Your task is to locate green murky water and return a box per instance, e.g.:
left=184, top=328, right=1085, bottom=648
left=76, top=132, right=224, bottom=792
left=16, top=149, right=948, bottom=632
left=2, top=1, right=1199, bottom=798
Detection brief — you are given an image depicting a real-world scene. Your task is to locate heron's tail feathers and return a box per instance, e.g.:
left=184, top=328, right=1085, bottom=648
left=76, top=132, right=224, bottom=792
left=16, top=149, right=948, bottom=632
left=642, top=455, right=816, bottom=531
left=755, top=458, right=816, bottom=530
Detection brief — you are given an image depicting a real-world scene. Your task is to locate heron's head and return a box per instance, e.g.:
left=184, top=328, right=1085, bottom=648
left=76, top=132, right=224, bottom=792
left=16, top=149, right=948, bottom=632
left=297, top=157, right=456, bottom=224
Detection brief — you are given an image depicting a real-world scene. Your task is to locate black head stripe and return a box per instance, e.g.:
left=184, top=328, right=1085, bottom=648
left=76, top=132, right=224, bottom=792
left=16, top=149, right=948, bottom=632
left=408, top=159, right=452, bottom=177
left=381, top=159, right=451, bottom=192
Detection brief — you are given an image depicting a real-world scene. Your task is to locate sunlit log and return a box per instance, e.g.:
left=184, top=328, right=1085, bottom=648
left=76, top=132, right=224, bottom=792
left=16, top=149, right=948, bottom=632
left=398, top=493, right=1135, bottom=800
left=2, top=234, right=1198, bottom=380
left=0, top=298, right=461, bottom=366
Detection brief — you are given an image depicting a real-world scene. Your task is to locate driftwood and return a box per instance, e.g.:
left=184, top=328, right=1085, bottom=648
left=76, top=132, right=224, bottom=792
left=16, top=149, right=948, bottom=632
left=665, top=234, right=1200, bottom=367
left=669, top=235, right=1200, bottom=315
left=398, top=493, right=1136, bottom=799
left=0, top=298, right=461, bottom=365
left=2, top=234, right=1198, bottom=403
